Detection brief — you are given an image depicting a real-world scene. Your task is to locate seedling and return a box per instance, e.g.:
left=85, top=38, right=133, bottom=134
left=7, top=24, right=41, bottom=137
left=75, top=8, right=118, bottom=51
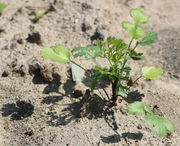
left=34, top=9, right=47, bottom=21
left=40, top=8, right=176, bottom=136
left=0, top=3, right=8, bottom=15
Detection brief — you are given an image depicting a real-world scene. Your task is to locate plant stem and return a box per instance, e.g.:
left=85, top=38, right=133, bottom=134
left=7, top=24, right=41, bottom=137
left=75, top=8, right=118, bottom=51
left=71, top=60, right=87, bottom=71
left=71, top=60, right=111, bottom=100
left=111, top=78, right=119, bottom=105
left=132, top=41, right=138, bottom=51
left=128, top=76, right=142, bottom=89
left=110, top=39, right=134, bottom=105
left=133, top=76, right=142, bottom=84
left=121, top=38, right=133, bottom=70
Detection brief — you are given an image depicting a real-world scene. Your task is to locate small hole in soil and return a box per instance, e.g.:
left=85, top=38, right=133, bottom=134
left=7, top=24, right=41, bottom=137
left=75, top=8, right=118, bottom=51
left=0, top=29, right=5, bottom=33
left=24, top=130, right=34, bottom=136
left=1, top=71, right=9, bottom=77
left=26, top=32, right=42, bottom=45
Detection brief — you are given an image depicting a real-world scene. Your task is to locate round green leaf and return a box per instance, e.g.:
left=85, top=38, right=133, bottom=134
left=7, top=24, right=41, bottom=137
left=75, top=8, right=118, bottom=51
left=41, top=45, right=72, bottom=63
left=145, top=115, right=176, bottom=136
left=126, top=101, right=153, bottom=115
left=72, top=46, right=101, bottom=59
left=142, top=66, right=163, bottom=79
left=122, top=21, right=146, bottom=39
left=130, top=8, right=150, bottom=25
left=138, top=31, right=158, bottom=46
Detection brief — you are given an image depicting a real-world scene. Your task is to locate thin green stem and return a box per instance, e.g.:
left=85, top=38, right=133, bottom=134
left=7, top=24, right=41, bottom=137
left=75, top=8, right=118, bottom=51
left=71, top=60, right=86, bottom=71
left=121, top=38, right=133, bottom=69
left=132, top=42, right=138, bottom=51
left=133, top=76, right=142, bottom=84
left=128, top=75, right=142, bottom=89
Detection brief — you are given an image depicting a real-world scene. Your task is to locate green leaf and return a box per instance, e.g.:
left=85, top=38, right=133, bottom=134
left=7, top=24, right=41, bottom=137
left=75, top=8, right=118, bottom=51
left=127, top=102, right=153, bottom=115
left=0, top=3, right=8, bottom=13
left=122, top=67, right=131, bottom=73
left=71, top=47, right=89, bottom=52
left=145, top=115, right=176, bottom=136
left=106, top=37, right=128, bottom=50
left=41, top=45, right=72, bottom=63
left=130, top=51, right=145, bottom=60
left=92, top=66, right=113, bottom=80
left=117, top=84, right=129, bottom=98
left=74, top=51, right=91, bottom=58
left=72, top=46, right=101, bottom=59
left=138, top=31, right=158, bottom=46
left=91, top=46, right=101, bottom=58
left=35, top=9, right=46, bottom=20
left=130, top=8, right=150, bottom=25
left=72, top=47, right=92, bottom=58
left=122, top=21, right=146, bottom=39
left=142, top=66, right=163, bottom=79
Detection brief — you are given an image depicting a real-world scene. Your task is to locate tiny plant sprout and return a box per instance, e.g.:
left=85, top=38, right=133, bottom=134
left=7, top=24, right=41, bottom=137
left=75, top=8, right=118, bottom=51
left=40, top=8, right=176, bottom=136
left=0, top=3, right=8, bottom=15
left=35, top=9, right=47, bottom=21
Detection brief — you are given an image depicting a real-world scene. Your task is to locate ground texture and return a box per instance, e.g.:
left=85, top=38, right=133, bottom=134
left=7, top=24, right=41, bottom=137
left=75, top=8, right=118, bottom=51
left=0, top=0, right=180, bottom=145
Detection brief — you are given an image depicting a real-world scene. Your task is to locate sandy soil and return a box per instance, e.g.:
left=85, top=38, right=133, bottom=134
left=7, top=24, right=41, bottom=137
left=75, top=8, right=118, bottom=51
left=0, top=0, right=180, bottom=145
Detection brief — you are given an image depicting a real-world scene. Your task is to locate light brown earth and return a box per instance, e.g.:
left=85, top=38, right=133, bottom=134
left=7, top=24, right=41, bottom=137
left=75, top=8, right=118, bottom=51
left=0, top=0, right=180, bottom=145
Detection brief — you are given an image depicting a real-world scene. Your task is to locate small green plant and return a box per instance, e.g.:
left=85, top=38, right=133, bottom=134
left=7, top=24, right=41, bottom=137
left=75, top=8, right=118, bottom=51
left=35, top=9, right=47, bottom=21
left=0, top=3, right=8, bottom=15
left=40, top=8, right=176, bottom=136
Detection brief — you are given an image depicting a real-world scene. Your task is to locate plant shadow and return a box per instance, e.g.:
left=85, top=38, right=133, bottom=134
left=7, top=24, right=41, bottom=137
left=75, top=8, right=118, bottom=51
left=101, top=132, right=143, bottom=143
left=45, top=90, right=109, bottom=126
left=41, top=95, right=64, bottom=105
left=125, top=90, right=144, bottom=103
left=46, top=101, right=81, bottom=126
left=1, top=100, right=34, bottom=120
left=31, top=68, right=49, bottom=84
left=41, top=68, right=83, bottom=106
left=43, top=75, right=61, bottom=94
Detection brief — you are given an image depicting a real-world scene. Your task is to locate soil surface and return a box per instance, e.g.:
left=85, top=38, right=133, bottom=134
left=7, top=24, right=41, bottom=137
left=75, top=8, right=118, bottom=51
left=0, top=0, right=180, bottom=146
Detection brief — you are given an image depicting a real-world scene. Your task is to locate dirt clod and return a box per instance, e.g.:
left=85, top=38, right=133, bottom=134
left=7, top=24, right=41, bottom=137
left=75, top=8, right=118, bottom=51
left=26, top=32, right=42, bottom=45
left=91, top=27, right=105, bottom=41
left=1, top=71, right=9, bottom=77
